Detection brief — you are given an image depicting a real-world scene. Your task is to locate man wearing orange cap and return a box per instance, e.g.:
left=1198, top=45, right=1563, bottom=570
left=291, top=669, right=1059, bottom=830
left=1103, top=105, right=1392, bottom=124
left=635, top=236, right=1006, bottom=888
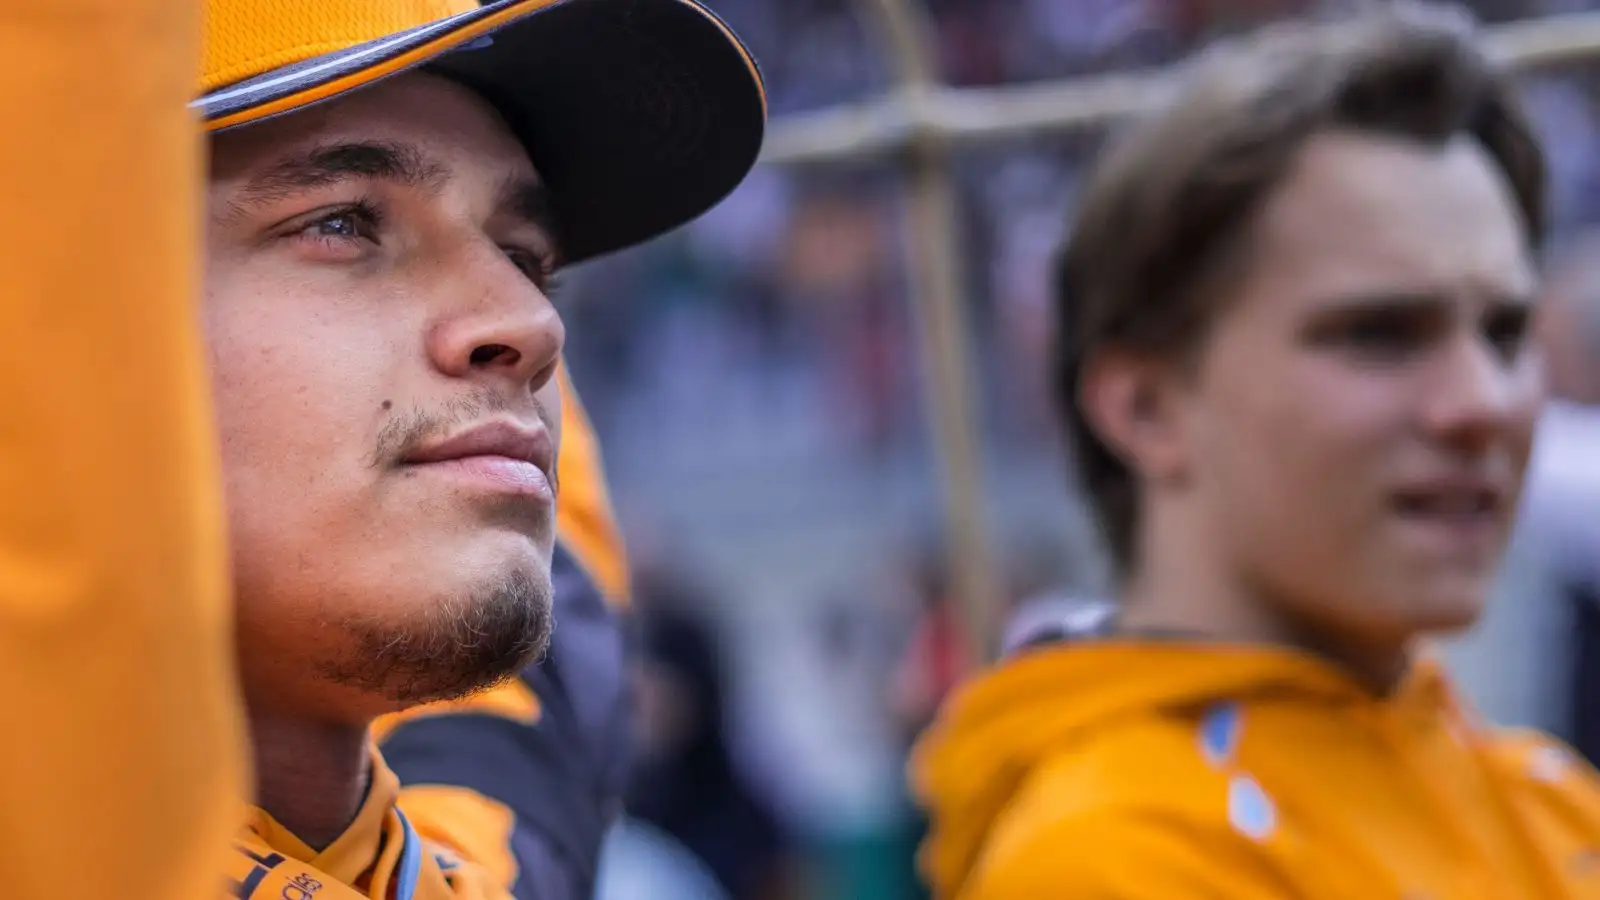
left=197, top=0, right=764, bottom=898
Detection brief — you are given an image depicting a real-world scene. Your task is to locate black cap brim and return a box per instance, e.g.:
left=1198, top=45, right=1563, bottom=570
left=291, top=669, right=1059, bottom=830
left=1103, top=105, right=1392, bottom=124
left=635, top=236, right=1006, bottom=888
left=197, top=0, right=766, bottom=264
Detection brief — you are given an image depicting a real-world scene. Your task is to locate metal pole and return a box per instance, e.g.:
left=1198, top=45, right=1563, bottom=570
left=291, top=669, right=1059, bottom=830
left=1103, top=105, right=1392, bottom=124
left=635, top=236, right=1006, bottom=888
left=761, top=9, right=1600, bottom=166
left=860, top=0, right=1003, bottom=662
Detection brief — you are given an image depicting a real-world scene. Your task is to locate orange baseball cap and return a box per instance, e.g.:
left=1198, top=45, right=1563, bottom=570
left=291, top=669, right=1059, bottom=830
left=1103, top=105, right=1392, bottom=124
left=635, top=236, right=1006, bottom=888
left=195, top=0, right=766, bottom=263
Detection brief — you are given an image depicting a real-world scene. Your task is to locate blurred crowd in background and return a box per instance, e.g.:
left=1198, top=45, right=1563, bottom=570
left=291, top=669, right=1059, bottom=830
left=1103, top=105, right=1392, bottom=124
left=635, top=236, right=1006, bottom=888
left=559, top=1, right=1600, bottom=898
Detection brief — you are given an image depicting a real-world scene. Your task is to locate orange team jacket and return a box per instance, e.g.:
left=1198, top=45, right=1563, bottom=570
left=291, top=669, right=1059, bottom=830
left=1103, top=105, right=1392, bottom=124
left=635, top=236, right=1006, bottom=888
left=1, top=0, right=248, bottom=899
left=229, top=365, right=633, bottom=899
left=914, top=639, right=1600, bottom=899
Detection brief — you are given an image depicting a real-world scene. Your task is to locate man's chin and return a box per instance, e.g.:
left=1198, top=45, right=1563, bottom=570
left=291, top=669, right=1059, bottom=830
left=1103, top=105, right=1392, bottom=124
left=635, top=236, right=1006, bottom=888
left=317, top=566, right=554, bottom=708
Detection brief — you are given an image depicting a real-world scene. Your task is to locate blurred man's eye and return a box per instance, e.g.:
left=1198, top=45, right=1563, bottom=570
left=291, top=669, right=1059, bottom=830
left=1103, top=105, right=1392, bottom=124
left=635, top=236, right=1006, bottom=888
left=1339, top=313, right=1432, bottom=358
left=1482, top=306, right=1531, bottom=363
left=1306, top=302, right=1441, bottom=365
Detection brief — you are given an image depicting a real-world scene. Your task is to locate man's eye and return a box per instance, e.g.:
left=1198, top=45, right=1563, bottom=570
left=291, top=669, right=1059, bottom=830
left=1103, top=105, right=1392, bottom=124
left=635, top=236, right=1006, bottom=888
left=1483, top=307, right=1531, bottom=362
left=1343, top=316, right=1427, bottom=351
left=298, top=203, right=383, bottom=244
left=503, top=246, right=557, bottom=292
left=1322, top=313, right=1434, bottom=365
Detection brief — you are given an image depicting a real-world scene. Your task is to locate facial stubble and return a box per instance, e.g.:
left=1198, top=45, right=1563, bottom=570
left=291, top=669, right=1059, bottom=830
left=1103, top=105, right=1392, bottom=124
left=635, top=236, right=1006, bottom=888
left=317, top=564, right=554, bottom=705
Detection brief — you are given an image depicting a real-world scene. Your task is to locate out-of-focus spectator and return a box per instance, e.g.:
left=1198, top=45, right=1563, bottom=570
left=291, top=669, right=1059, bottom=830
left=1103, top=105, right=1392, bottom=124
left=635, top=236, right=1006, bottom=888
left=887, top=542, right=977, bottom=744
left=779, top=183, right=913, bottom=457
left=626, top=566, right=796, bottom=900
left=1478, top=230, right=1600, bottom=754
left=889, top=533, right=1081, bottom=738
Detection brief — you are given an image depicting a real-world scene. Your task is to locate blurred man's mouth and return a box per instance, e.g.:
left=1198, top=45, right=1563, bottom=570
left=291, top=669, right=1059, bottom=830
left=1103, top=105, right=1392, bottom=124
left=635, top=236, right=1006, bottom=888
left=1389, top=474, right=1505, bottom=557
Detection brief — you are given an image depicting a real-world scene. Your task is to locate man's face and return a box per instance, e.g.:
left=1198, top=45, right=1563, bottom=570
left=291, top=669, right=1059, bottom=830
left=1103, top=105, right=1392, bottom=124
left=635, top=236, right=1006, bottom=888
left=1181, top=131, right=1541, bottom=648
left=206, top=73, right=566, bottom=719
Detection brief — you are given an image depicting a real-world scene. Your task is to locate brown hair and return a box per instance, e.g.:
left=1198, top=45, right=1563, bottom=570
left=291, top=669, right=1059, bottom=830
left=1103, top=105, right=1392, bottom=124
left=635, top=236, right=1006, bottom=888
left=1053, top=0, right=1547, bottom=577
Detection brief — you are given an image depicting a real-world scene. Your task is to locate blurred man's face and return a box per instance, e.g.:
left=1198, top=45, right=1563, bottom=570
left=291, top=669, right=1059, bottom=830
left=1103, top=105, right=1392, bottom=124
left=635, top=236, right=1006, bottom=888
left=1181, top=130, right=1540, bottom=649
left=205, top=73, right=565, bottom=721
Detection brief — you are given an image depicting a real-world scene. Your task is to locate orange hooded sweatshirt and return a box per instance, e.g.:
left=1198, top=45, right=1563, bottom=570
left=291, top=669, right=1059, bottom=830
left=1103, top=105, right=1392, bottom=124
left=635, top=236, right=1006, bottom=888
left=914, top=642, right=1600, bottom=899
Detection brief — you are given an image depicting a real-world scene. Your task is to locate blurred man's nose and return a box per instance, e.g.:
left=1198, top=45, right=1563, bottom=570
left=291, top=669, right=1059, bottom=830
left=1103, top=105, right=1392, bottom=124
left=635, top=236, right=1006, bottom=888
left=1420, top=330, right=1538, bottom=452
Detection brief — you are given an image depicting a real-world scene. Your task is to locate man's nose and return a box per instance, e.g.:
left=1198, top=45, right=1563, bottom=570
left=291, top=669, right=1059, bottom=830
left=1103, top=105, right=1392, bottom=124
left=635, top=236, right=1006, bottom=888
left=1419, top=334, right=1536, bottom=452
left=425, top=242, right=566, bottom=395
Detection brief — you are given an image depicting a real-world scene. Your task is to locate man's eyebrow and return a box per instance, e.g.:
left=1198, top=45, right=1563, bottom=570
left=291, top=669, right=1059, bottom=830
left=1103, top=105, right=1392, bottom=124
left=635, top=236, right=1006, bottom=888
left=496, top=175, right=562, bottom=255
left=233, top=140, right=449, bottom=209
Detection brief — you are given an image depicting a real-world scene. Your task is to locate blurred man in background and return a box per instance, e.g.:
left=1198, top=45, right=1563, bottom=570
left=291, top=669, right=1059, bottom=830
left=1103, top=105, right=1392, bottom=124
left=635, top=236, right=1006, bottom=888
left=916, top=3, right=1600, bottom=897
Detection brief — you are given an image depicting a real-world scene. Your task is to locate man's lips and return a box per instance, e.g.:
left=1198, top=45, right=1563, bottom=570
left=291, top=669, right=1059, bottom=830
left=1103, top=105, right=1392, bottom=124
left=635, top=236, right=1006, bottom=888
left=1389, top=473, right=1506, bottom=519
left=403, top=420, right=553, bottom=471
left=1387, top=471, right=1510, bottom=558
left=400, top=420, right=555, bottom=502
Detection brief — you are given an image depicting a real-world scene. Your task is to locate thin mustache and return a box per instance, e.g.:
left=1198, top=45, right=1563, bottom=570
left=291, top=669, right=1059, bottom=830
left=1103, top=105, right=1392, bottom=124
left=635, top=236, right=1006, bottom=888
left=370, top=391, right=558, bottom=488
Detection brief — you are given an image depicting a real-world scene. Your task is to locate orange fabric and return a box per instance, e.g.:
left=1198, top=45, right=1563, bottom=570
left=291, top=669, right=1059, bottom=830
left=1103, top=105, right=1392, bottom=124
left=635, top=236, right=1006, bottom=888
left=199, top=0, right=766, bottom=132
left=201, top=0, right=474, bottom=92
left=232, top=751, right=508, bottom=899
left=398, top=786, right=522, bottom=888
left=371, top=677, right=542, bottom=743
left=0, top=0, right=248, bottom=898
left=204, top=0, right=564, bottom=132
left=555, top=365, right=631, bottom=607
left=914, top=643, right=1600, bottom=899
